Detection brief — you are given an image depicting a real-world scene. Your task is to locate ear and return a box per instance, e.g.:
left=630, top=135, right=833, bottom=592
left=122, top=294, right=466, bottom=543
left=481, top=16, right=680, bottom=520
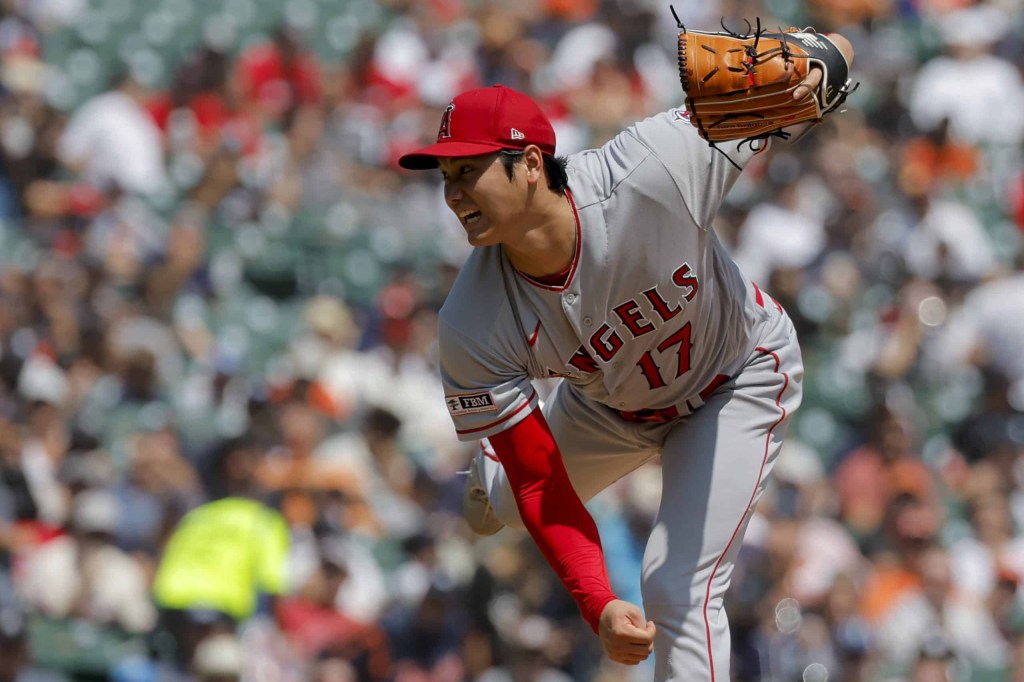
left=522, top=145, right=545, bottom=185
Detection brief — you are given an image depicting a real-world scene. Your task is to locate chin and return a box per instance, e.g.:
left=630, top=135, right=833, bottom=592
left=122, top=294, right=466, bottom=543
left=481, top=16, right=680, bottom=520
left=466, top=229, right=497, bottom=247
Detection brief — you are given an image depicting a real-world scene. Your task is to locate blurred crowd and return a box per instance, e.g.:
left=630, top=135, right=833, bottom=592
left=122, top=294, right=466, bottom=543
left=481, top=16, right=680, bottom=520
left=0, top=0, right=1022, bottom=680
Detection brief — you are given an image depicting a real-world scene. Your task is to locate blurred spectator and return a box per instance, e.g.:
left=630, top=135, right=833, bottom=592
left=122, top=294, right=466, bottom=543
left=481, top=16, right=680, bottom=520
left=14, top=0, right=84, bottom=32
left=0, top=602, right=68, bottom=682
left=151, top=439, right=289, bottom=669
left=825, top=575, right=878, bottom=681
left=908, top=4, right=1024, bottom=146
left=55, top=71, right=169, bottom=197
left=191, top=633, right=242, bottom=682
left=897, top=119, right=980, bottom=199
left=833, top=405, right=938, bottom=552
left=383, top=581, right=466, bottom=681
left=731, top=173, right=827, bottom=288
left=948, top=467, right=1024, bottom=603
left=912, top=632, right=957, bottom=682
left=256, top=398, right=379, bottom=536
left=16, top=398, right=69, bottom=527
left=772, top=440, right=867, bottom=607
left=112, top=428, right=202, bottom=556
left=235, top=27, right=322, bottom=128
left=17, top=487, right=154, bottom=631
left=953, top=369, right=1016, bottom=465
left=933, top=274, right=1024, bottom=395
left=143, top=206, right=212, bottom=319
left=13, top=487, right=154, bottom=678
left=903, top=193, right=997, bottom=287
left=275, top=538, right=392, bottom=681
left=875, top=544, right=1009, bottom=679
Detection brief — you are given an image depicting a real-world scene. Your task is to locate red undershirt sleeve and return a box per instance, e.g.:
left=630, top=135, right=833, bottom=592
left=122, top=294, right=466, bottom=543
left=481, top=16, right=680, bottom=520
left=488, top=407, right=617, bottom=632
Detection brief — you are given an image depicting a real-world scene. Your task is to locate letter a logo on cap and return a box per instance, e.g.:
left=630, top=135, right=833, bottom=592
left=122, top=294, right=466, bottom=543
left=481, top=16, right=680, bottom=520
left=437, top=103, right=455, bottom=140
left=510, top=128, right=525, bottom=140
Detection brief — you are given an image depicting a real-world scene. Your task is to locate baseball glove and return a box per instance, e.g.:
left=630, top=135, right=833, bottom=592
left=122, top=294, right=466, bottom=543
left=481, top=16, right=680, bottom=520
left=676, top=17, right=853, bottom=146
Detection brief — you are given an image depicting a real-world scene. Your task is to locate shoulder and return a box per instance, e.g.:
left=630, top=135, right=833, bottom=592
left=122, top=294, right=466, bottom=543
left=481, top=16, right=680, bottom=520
left=567, top=108, right=724, bottom=219
left=570, top=109, right=696, bottom=162
left=623, top=108, right=718, bottom=167
left=567, top=110, right=699, bottom=204
left=439, top=248, right=517, bottom=346
left=438, top=250, right=533, bottom=379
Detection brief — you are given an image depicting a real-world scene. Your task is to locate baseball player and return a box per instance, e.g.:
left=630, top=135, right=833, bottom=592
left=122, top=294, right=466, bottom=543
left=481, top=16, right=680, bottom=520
left=399, top=29, right=854, bottom=680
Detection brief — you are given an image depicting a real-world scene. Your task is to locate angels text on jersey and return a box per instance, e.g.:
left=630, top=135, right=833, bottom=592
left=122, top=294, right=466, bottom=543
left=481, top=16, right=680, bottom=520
left=550, top=261, right=699, bottom=391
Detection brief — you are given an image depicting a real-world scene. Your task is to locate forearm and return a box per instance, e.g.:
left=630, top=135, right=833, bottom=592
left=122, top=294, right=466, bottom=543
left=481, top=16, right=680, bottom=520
left=513, top=475, right=618, bottom=630
left=489, top=410, right=617, bottom=631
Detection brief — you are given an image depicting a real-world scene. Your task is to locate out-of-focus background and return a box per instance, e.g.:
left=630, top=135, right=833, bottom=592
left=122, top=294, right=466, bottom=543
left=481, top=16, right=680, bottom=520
left=0, top=0, right=1021, bottom=680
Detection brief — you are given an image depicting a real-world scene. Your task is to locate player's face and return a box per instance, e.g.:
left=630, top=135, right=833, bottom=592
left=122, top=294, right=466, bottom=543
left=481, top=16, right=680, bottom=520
left=438, top=153, right=527, bottom=247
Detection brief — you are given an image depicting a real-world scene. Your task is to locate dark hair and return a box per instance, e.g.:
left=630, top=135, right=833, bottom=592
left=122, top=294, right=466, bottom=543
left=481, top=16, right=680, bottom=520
left=499, top=150, right=569, bottom=194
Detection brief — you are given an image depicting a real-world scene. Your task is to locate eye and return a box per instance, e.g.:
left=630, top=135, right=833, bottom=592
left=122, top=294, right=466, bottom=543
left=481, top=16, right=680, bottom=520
left=441, top=163, right=476, bottom=182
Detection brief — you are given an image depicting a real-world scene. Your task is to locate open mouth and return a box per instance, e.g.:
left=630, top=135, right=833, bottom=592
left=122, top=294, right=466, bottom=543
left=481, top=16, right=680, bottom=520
left=462, top=210, right=482, bottom=226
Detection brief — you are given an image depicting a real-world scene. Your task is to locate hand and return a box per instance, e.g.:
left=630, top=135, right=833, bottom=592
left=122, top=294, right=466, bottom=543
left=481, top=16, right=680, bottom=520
left=793, top=32, right=855, bottom=100
left=598, top=599, right=656, bottom=665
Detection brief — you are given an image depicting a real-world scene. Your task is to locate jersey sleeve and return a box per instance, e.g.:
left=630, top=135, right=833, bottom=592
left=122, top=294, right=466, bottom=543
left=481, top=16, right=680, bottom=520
left=624, top=109, right=761, bottom=229
left=438, top=314, right=539, bottom=441
left=490, top=408, right=617, bottom=632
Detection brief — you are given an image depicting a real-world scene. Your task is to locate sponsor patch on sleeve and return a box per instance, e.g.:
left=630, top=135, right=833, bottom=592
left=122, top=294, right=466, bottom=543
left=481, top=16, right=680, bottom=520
left=446, top=391, right=498, bottom=416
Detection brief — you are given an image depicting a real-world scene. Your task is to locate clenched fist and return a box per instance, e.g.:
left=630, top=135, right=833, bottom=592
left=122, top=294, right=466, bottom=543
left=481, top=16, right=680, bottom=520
left=598, top=599, right=656, bottom=665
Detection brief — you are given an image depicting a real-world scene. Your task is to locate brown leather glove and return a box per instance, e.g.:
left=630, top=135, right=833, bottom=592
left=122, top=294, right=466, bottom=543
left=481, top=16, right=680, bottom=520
left=678, top=22, right=853, bottom=144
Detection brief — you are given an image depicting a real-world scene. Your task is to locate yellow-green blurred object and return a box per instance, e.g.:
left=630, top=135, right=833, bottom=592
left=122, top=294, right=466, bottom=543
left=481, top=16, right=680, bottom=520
left=152, top=497, right=289, bottom=620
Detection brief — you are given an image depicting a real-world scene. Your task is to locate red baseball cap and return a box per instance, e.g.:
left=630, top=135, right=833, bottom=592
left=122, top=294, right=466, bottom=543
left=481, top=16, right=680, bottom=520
left=399, top=84, right=556, bottom=170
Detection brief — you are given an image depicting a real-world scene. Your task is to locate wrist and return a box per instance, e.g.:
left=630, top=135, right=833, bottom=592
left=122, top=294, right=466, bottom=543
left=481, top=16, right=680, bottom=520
left=583, top=592, right=619, bottom=633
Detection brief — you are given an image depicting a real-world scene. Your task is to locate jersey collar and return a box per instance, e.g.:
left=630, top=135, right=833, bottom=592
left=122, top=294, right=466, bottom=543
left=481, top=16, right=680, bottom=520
left=514, top=188, right=581, bottom=292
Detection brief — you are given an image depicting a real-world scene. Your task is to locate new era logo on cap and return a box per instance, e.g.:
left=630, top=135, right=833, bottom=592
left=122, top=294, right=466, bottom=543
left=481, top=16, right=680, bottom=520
left=398, top=85, right=557, bottom=170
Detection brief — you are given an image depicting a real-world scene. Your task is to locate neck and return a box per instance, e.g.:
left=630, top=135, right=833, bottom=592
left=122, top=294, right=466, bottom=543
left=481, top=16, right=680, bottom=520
left=502, top=190, right=576, bottom=279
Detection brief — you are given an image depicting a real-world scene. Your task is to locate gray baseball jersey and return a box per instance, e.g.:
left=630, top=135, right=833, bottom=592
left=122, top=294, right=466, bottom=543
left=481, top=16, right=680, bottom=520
left=438, top=108, right=805, bottom=681
left=439, top=108, right=762, bottom=438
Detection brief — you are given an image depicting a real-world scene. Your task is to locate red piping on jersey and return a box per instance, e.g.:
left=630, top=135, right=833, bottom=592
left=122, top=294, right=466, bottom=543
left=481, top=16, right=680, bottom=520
left=455, top=390, right=537, bottom=435
left=526, top=320, right=542, bottom=347
left=514, top=189, right=582, bottom=292
left=752, top=282, right=765, bottom=308
left=479, top=441, right=499, bottom=463
left=753, top=282, right=784, bottom=313
left=703, top=347, right=789, bottom=681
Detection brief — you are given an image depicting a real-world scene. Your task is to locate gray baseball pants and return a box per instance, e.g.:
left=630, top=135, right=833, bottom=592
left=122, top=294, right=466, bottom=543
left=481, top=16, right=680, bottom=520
left=476, top=301, right=803, bottom=681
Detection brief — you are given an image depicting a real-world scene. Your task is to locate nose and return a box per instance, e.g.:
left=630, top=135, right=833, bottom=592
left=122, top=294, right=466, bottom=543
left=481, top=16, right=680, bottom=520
left=444, top=180, right=463, bottom=206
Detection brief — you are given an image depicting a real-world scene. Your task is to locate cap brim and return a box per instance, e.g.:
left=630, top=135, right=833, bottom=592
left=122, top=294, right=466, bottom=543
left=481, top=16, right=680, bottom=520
left=398, top=140, right=506, bottom=170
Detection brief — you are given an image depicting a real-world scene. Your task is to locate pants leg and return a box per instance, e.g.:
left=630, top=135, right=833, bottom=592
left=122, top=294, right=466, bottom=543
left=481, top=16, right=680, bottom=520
left=643, top=320, right=803, bottom=682
left=476, top=308, right=802, bottom=682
